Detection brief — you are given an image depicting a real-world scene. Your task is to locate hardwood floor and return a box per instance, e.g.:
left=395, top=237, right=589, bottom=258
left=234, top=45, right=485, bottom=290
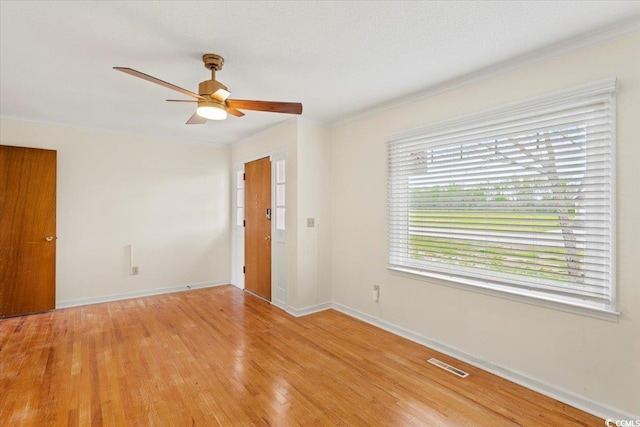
left=1, top=285, right=601, bottom=426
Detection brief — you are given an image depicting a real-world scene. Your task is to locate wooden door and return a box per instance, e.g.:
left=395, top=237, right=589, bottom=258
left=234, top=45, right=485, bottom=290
left=244, top=157, right=271, bottom=301
left=0, top=145, right=57, bottom=317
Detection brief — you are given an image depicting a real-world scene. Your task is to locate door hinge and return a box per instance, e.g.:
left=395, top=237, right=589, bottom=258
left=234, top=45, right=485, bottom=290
left=243, top=266, right=245, bottom=274
left=243, top=220, right=245, bottom=227
left=243, top=173, right=246, bottom=180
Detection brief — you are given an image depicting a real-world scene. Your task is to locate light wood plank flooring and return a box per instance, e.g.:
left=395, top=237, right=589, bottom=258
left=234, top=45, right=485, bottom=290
left=1, top=285, right=601, bottom=426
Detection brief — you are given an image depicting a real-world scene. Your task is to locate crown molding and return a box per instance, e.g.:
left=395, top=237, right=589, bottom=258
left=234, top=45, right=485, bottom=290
left=0, top=115, right=231, bottom=148
left=332, top=17, right=640, bottom=128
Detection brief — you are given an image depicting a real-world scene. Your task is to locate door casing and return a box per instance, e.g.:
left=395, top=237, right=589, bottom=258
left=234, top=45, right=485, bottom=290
left=232, top=151, right=287, bottom=309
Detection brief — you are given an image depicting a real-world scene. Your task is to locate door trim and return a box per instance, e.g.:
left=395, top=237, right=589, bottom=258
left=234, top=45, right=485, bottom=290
left=232, top=150, right=287, bottom=309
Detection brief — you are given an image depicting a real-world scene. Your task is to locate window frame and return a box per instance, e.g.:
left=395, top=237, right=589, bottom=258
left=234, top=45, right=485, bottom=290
left=386, top=78, right=619, bottom=321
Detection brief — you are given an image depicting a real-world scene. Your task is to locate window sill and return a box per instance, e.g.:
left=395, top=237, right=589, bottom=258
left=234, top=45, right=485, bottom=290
left=388, top=267, right=620, bottom=322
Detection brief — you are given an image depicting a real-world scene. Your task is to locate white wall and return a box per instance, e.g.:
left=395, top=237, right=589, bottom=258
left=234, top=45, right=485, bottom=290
left=329, top=32, right=640, bottom=415
left=297, top=119, right=332, bottom=307
left=1, top=119, right=231, bottom=304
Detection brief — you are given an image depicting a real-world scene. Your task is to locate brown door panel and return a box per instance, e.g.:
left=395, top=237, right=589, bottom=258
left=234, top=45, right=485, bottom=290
left=0, top=145, right=57, bottom=317
left=244, top=157, right=271, bottom=301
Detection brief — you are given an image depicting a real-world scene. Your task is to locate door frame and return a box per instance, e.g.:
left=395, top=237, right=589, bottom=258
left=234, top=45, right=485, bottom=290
left=232, top=150, right=287, bottom=310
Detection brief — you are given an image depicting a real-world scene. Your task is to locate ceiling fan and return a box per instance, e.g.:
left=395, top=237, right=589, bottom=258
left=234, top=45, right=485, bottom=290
left=114, top=54, right=303, bottom=124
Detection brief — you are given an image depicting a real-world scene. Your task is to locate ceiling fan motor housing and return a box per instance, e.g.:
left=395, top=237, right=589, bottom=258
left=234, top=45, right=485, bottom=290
left=203, top=54, right=224, bottom=71
left=199, top=79, right=227, bottom=97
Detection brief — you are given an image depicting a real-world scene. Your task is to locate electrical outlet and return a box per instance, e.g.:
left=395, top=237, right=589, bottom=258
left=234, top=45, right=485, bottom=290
left=373, top=284, right=380, bottom=302
left=307, top=218, right=315, bottom=227
left=131, top=266, right=139, bottom=275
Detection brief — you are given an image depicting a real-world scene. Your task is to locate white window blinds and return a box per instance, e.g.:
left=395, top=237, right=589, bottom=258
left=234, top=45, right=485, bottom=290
left=388, top=79, right=617, bottom=315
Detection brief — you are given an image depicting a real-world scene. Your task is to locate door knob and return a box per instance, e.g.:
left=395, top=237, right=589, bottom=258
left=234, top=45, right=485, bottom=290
left=265, top=235, right=271, bottom=241
left=45, top=236, right=57, bottom=242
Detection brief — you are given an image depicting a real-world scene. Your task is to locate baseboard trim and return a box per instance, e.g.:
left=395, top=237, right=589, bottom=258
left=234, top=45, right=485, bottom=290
left=56, top=280, right=230, bottom=309
left=285, top=302, right=333, bottom=317
left=325, top=302, right=638, bottom=422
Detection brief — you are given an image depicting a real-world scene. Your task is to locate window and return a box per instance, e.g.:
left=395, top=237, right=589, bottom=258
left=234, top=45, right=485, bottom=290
left=275, top=159, right=286, bottom=230
left=236, top=170, right=244, bottom=227
left=387, top=79, right=617, bottom=318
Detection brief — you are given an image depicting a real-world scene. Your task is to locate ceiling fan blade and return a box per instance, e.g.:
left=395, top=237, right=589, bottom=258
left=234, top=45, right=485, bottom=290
left=114, top=67, right=204, bottom=100
left=166, top=99, right=198, bottom=103
left=226, top=100, right=303, bottom=115
left=227, top=107, right=245, bottom=117
left=186, top=112, right=207, bottom=125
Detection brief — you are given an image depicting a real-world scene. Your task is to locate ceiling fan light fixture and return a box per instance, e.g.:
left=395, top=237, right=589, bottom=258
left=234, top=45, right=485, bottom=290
left=113, top=55, right=303, bottom=125
left=197, top=100, right=227, bottom=120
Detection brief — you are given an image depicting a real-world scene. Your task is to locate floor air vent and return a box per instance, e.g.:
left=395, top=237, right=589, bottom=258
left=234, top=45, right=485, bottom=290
left=428, top=358, right=469, bottom=378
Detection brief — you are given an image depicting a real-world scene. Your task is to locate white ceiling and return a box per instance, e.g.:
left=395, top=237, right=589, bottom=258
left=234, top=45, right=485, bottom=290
left=1, top=1, right=639, bottom=145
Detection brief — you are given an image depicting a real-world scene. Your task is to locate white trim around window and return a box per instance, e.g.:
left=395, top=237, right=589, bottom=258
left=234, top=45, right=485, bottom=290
left=387, top=78, right=619, bottom=321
